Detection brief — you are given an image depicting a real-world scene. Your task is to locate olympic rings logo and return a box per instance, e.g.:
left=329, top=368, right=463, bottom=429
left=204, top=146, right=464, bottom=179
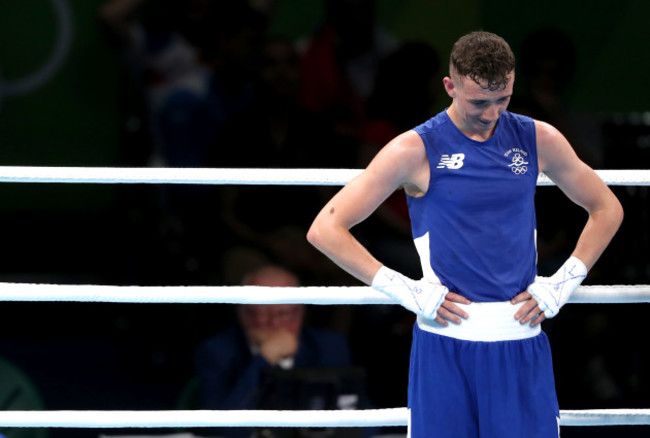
left=512, top=165, right=528, bottom=174
left=0, top=0, right=72, bottom=112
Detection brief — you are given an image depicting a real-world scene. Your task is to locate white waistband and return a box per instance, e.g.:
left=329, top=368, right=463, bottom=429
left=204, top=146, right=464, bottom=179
left=417, top=301, right=541, bottom=342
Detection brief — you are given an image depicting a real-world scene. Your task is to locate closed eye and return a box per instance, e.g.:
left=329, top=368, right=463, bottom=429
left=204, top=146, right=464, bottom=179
left=469, top=97, right=510, bottom=108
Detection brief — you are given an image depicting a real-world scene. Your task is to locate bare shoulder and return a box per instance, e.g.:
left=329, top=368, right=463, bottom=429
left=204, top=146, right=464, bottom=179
left=535, top=120, right=567, bottom=152
left=534, top=119, right=579, bottom=174
left=379, top=130, right=426, bottom=161
left=533, top=119, right=604, bottom=197
left=369, top=130, right=429, bottom=195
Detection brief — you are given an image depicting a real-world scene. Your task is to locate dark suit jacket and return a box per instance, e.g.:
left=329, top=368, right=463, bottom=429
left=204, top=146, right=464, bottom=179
left=195, top=323, right=351, bottom=400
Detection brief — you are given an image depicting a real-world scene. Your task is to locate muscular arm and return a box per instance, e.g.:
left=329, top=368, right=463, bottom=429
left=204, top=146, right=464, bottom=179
left=536, top=121, right=623, bottom=270
left=514, top=121, right=623, bottom=325
left=308, top=131, right=470, bottom=324
left=306, top=130, right=428, bottom=285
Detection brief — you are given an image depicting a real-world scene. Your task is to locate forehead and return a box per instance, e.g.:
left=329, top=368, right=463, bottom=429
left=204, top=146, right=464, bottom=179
left=456, top=72, right=515, bottom=99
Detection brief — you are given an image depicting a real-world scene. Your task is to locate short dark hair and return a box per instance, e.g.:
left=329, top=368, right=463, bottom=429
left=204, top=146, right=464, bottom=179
left=450, top=31, right=515, bottom=91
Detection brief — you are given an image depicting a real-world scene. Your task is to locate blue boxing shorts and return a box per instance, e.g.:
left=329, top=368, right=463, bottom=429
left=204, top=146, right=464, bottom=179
left=407, top=301, right=560, bottom=438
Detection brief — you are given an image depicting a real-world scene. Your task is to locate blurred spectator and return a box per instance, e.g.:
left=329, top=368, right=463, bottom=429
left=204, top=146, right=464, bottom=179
left=509, top=28, right=594, bottom=276
left=193, top=265, right=354, bottom=438
left=100, top=0, right=266, bottom=168
left=510, top=27, right=604, bottom=169
left=100, top=0, right=268, bottom=285
left=99, top=0, right=216, bottom=164
left=156, top=0, right=267, bottom=169
left=297, top=0, right=397, bottom=141
left=213, top=36, right=355, bottom=286
left=355, top=41, right=441, bottom=278
left=154, top=1, right=268, bottom=283
left=365, top=41, right=442, bottom=133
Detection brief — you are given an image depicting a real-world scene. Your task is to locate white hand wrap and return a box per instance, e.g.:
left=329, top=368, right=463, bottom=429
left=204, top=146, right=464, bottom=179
left=527, top=256, right=588, bottom=318
left=371, top=266, right=448, bottom=319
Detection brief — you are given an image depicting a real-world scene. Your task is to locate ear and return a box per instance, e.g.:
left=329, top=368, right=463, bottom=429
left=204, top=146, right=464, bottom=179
left=443, top=76, right=456, bottom=98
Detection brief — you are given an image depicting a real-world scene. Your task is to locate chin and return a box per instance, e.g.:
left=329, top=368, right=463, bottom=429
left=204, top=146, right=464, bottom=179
left=477, top=121, right=495, bottom=130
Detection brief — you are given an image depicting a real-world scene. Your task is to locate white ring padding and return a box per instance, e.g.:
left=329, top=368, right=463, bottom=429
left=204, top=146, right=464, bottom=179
left=0, top=167, right=647, bottom=186
left=0, top=284, right=389, bottom=304
left=561, top=409, right=650, bottom=426
left=0, top=283, right=648, bottom=304
left=0, top=167, right=363, bottom=186
left=0, top=408, right=408, bottom=428
left=0, top=408, right=649, bottom=428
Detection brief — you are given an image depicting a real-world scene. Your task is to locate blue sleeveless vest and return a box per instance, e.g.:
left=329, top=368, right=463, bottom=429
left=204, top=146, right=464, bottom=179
left=409, top=110, right=538, bottom=302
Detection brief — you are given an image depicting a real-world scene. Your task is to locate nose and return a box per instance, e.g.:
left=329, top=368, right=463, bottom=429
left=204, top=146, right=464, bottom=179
left=482, top=105, right=499, bottom=121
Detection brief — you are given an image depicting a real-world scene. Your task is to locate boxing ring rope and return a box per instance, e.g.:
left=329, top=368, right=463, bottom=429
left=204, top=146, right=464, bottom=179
left=0, top=283, right=648, bottom=304
left=2, top=408, right=650, bottom=428
left=1, top=166, right=649, bottom=430
left=0, top=166, right=648, bottom=186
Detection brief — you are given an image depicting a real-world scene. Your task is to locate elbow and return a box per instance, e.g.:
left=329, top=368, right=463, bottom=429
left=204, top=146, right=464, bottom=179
left=307, top=216, right=337, bottom=254
left=614, top=199, right=624, bottom=230
left=608, top=191, right=624, bottom=230
left=306, top=221, right=322, bottom=249
left=597, top=191, right=624, bottom=232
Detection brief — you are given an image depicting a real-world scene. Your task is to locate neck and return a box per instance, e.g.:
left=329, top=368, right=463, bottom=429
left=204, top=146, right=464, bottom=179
left=446, top=104, right=497, bottom=142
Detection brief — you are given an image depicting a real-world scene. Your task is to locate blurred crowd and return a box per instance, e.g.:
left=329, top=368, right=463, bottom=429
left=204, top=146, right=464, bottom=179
left=98, top=0, right=437, bottom=290
left=0, top=1, right=648, bottom=437
left=98, top=1, right=435, bottom=427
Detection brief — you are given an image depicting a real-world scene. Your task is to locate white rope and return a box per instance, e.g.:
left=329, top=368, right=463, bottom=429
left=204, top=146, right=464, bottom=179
left=0, top=283, right=647, bottom=304
left=0, top=408, right=649, bottom=428
left=0, top=167, right=647, bottom=186
left=0, top=409, right=406, bottom=428
left=0, top=167, right=362, bottom=186
left=561, top=409, right=650, bottom=426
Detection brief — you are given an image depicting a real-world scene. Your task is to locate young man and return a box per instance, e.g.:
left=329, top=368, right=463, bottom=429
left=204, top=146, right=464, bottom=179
left=307, top=31, right=623, bottom=438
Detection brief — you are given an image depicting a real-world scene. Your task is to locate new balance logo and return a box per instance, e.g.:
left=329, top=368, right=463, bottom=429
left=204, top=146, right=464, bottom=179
left=437, top=153, right=465, bottom=169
